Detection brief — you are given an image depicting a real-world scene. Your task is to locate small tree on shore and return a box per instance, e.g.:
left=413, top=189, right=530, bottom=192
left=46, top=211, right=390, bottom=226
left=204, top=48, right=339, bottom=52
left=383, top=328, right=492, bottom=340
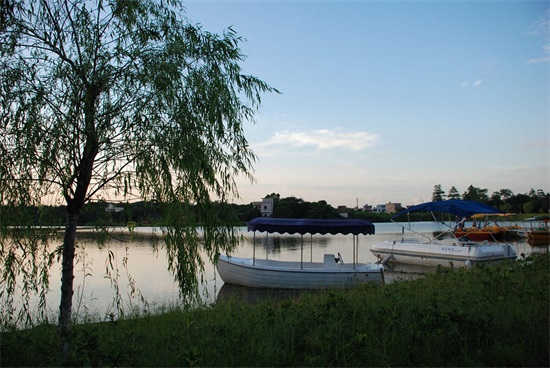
left=447, top=186, right=461, bottom=200
left=462, top=185, right=489, bottom=203
left=0, top=0, right=276, bottom=354
left=431, top=184, right=446, bottom=202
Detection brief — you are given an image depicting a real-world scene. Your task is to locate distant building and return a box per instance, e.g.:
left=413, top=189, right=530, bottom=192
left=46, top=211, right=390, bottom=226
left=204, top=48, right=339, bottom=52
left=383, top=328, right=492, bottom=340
left=362, top=204, right=373, bottom=212
left=374, top=204, right=386, bottom=213
left=385, top=202, right=403, bottom=214
left=106, top=203, right=124, bottom=213
left=337, top=205, right=350, bottom=218
left=252, top=197, right=274, bottom=217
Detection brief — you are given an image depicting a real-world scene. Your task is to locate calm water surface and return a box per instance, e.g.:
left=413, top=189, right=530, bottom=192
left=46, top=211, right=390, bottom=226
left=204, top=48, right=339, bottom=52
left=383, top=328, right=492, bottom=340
left=11, top=221, right=548, bottom=323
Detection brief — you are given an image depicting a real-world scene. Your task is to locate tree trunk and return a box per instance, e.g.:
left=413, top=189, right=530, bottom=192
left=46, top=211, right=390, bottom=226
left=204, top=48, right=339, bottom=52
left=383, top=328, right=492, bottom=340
left=59, top=207, right=79, bottom=356
left=57, top=81, right=100, bottom=357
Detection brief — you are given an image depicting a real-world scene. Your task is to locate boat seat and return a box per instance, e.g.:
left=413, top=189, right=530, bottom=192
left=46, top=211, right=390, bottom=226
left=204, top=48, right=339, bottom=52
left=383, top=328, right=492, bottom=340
left=323, top=254, right=338, bottom=270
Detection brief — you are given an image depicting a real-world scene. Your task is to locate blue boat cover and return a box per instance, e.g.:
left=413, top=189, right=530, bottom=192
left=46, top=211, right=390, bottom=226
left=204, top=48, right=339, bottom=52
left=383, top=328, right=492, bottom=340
left=391, top=200, right=502, bottom=220
left=247, top=218, right=375, bottom=235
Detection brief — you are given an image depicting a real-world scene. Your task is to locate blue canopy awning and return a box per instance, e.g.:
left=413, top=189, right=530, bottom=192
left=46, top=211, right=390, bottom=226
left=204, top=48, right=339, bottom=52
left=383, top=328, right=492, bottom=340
left=391, top=200, right=503, bottom=220
left=247, top=218, right=375, bottom=235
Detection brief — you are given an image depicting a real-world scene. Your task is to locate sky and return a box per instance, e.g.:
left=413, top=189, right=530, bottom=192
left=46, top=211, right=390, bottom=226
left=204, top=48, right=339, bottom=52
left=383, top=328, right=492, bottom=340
left=184, top=0, right=549, bottom=208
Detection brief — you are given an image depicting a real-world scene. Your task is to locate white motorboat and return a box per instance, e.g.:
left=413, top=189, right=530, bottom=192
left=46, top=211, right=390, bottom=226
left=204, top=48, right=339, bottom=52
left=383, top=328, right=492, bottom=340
left=370, top=200, right=517, bottom=268
left=217, top=218, right=384, bottom=289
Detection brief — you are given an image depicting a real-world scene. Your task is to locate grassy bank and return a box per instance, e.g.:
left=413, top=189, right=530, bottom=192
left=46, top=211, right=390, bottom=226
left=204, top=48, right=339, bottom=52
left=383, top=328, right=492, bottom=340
left=2, top=253, right=548, bottom=367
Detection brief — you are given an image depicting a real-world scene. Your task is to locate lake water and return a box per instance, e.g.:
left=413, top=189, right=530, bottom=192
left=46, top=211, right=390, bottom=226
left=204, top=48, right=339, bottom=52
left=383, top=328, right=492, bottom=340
left=6, top=221, right=548, bottom=325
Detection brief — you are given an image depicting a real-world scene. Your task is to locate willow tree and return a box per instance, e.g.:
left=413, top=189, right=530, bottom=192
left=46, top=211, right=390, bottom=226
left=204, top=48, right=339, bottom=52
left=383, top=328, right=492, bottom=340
left=0, top=0, right=276, bottom=344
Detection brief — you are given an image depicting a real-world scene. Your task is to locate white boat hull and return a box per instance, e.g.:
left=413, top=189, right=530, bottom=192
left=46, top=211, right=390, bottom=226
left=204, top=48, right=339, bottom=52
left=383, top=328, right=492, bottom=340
left=217, top=254, right=384, bottom=289
left=370, top=239, right=517, bottom=268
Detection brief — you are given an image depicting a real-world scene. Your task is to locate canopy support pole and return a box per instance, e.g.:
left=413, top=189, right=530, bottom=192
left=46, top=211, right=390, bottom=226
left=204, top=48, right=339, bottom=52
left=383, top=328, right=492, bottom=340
left=300, top=235, right=304, bottom=269
left=356, top=235, right=359, bottom=268
left=253, top=231, right=256, bottom=265
left=352, top=235, right=357, bottom=269
left=310, top=234, right=313, bottom=263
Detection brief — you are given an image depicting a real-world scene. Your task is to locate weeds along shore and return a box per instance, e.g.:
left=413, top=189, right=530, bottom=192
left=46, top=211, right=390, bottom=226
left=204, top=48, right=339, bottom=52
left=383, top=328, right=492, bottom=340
left=2, top=253, right=548, bottom=367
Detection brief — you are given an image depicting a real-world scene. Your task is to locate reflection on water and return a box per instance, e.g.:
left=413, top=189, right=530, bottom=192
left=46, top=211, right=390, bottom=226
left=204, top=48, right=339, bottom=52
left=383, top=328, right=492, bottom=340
left=6, top=223, right=548, bottom=324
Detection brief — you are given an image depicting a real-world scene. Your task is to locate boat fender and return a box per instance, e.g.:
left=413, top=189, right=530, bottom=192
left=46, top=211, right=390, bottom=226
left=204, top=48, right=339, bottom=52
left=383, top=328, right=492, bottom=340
left=465, top=259, right=473, bottom=268
left=381, top=254, right=392, bottom=265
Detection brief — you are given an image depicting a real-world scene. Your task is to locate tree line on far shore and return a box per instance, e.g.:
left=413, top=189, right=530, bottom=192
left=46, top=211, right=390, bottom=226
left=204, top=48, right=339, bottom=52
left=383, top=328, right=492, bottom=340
left=4, top=185, right=548, bottom=227
left=430, top=184, right=548, bottom=214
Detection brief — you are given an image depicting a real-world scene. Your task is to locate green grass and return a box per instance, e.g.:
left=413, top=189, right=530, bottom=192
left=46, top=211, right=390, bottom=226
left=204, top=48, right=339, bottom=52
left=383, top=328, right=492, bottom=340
left=2, top=253, right=548, bottom=367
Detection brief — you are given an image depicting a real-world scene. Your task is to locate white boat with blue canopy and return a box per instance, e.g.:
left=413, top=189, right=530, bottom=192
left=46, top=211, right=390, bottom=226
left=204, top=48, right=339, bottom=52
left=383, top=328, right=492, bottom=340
left=370, top=200, right=517, bottom=268
left=217, top=218, right=384, bottom=289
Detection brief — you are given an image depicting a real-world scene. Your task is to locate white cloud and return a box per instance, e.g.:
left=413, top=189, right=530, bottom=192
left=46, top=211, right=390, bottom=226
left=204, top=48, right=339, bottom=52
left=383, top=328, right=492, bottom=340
left=526, top=11, right=550, bottom=64
left=527, top=45, right=550, bottom=64
left=260, top=128, right=379, bottom=152
left=460, top=80, right=483, bottom=88
left=527, top=55, right=550, bottom=64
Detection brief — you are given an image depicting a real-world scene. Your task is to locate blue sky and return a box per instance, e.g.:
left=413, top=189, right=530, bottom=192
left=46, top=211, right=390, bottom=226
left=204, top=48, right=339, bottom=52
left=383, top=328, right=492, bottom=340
left=184, top=1, right=549, bottom=208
